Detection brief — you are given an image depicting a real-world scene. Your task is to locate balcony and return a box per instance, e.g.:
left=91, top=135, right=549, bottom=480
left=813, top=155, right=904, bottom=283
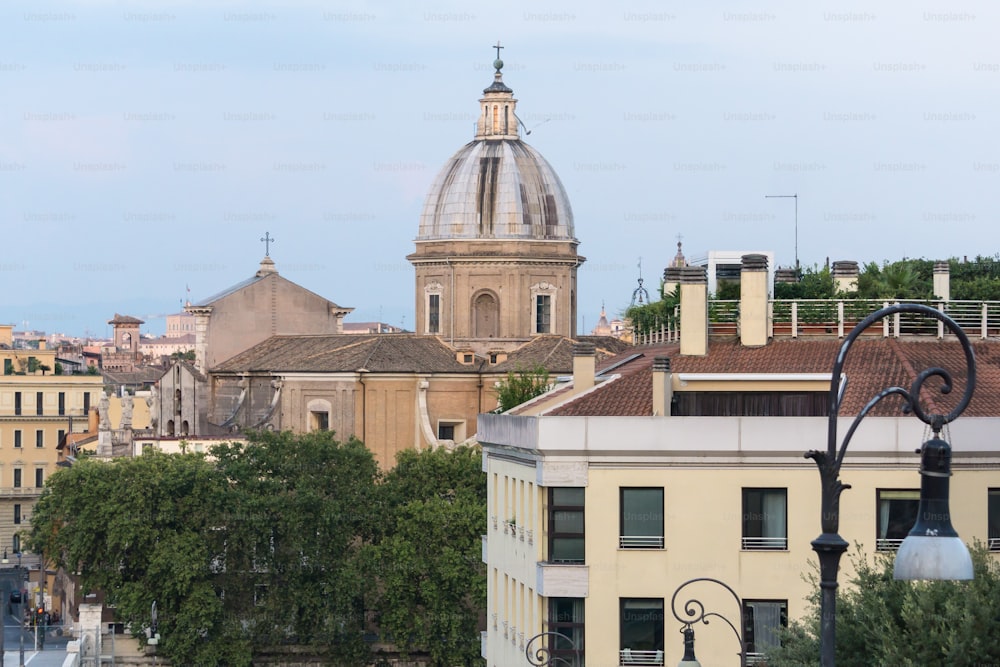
left=741, top=536, right=787, bottom=551
left=0, top=487, right=42, bottom=499
left=619, top=535, right=664, bottom=549
left=536, top=561, right=588, bottom=598
left=990, top=537, right=1000, bottom=552
left=619, top=648, right=664, bottom=665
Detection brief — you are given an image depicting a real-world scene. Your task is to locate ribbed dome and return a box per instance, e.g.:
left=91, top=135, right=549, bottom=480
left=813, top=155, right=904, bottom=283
left=417, top=138, right=575, bottom=241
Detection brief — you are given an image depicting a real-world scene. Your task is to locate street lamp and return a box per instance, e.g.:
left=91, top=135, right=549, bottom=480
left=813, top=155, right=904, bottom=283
left=806, top=303, right=975, bottom=667
left=670, top=577, right=747, bottom=667
left=525, top=630, right=581, bottom=667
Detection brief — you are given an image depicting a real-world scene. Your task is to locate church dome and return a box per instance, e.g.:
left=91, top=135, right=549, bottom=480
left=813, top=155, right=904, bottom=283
left=417, top=57, right=575, bottom=242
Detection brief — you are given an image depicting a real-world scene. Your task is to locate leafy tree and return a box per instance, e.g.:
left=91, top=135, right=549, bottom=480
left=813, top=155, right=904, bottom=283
left=624, top=286, right=680, bottom=337
left=28, top=452, right=248, bottom=666
left=367, top=446, right=486, bottom=667
left=171, top=349, right=196, bottom=361
left=766, top=542, right=1000, bottom=666
left=212, top=430, right=380, bottom=665
left=494, top=363, right=551, bottom=412
left=86, top=364, right=100, bottom=375
left=857, top=260, right=933, bottom=300
left=773, top=265, right=836, bottom=299
left=54, top=361, right=63, bottom=375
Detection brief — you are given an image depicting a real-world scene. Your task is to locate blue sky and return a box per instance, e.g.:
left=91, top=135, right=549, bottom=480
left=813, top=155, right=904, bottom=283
left=2, top=0, right=998, bottom=337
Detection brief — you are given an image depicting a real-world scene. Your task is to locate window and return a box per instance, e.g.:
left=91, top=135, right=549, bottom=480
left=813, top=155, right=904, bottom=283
left=438, top=423, right=454, bottom=440
left=535, top=294, right=552, bottom=334
left=36, top=430, right=44, bottom=448
left=36, top=392, right=43, bottom=415
left=58, top=429, right=65, bottom=445
left=83, top=392, right=91, bottom=415
left=13, top=430, right=21, bottom=449
left=310, top=411, right=329, bottom=431
left=35, top=468, right=43, bottom=488
left=548, top=487, right=585, bottom=563
left=742, top=488, right=787, bottom=550
left=620, top=598, right=664, bottom=665
left=548, top=598, right=584, bottom=667
left=620, top=488, right=664, bottom=549
left=743, top=600, right=787, bottom=659
left=58, top=392, right=65, bottom=416
left=990, top=489, right=1000, bottom=552
left=13, top=469, right=21, bottom=488
left=12, top=535, right=19, bottom=553
left=428, top=293, right=440, bottom=334
left=877, top=489, right=919, bottom=551
left=3, top=359, right=12, bottom=375
left=14, top=392, right=21, bottom=416
left=14, top=504, right=21, bottom=525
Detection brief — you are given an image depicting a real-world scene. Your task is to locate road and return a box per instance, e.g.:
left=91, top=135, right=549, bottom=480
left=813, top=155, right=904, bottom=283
left=0, top=568, right=70, bottom=666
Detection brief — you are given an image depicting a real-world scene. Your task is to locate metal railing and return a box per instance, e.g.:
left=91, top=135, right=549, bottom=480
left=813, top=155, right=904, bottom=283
left=741, top=536, right=787, bottom=551
left=619, top=648, right=665, bottom=665
left=876, top=537, right=904, bottom=551
left=990, top=537, right=1000, bottom=552
left=619, top=535, right=665, bottom=549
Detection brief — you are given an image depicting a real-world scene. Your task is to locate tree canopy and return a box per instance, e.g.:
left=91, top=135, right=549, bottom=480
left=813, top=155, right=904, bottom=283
left=493, top=363, right=551, bottom=412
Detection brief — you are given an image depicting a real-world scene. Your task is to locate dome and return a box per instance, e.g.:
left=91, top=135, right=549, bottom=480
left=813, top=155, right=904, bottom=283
left=417, top=139, right=575, bottom=241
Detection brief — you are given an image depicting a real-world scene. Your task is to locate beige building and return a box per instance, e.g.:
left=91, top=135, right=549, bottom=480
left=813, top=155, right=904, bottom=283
left=0, top=325, right=104, bottom=554
left=479, top=260, right=1000, bottom=667
left=408, top=57, right=583, bottom=355
left=185, top=256, right=354, bottom=372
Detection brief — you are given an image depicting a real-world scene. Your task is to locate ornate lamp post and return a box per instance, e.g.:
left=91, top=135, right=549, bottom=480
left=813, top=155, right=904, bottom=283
left=525, top=630, right=581, bottom=667
left=807, top=303, right=975, bottom=667
left=670, top=577, right=747, bottom=667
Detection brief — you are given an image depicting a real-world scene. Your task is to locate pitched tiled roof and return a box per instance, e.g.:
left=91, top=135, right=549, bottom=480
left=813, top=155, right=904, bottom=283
left=108, top=313, right=144, bottom=325
left=212, top=334, right=480, bottom=373
left=547, top=338, right=1000, bottom=417
left=492, top=335, right=632, bottom=375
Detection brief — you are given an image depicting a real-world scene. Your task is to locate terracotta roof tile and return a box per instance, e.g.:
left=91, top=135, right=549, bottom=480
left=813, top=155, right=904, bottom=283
left=548, top=338, right=1000, bottom=418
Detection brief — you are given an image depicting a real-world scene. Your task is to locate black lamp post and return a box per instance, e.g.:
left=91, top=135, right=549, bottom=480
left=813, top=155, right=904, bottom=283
left=525, top=630, right=581, bottom=667
left=806, top=303, right=976, bottom=667
left=670, top=577, right=747, bottom=667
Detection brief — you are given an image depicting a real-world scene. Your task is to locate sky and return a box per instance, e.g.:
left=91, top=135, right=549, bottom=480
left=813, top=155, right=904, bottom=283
left=2, top=0, right=998, bottom=338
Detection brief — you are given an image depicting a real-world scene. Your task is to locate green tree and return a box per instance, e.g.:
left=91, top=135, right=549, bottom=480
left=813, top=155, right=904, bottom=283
left=494, top=363, right=551, bottom=412
left=367, top=446, right=486, bottom=667
left=766, top=542, right=1000, bottom=666
left=773, top=265, right=836, bottom=299
left=625, top=286, right=680, bottom=336
left=85, top=364, right=100, bottom=375
left=212, top=430, right=380, bottom=665
left=28, top=453, right=248, bottom=666
left=857, top=260, right=933, bottom=300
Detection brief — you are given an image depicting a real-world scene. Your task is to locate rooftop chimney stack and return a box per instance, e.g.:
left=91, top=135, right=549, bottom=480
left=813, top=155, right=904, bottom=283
left=679, top=266, right=708, bottom=356
left=832, top=260, right=860, bottom=294
left=740, top=254, right=769, bottom=347
left=572, top=342, right=596, bottom=391
left=652, top=356, right=673, bottom=416
left=933, top=261, right=950, bottom=301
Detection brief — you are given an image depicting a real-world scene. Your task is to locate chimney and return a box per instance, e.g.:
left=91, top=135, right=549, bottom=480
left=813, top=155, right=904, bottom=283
left=652, top=356, right=673, bottom=416
left=774, top=268, right=799, bottom=285
left=679, top=266, right=708, bottom=356
left=832, top=260, right=860, bottom=294
left=38, top=339, right=47, bottom=350
left=663, top=266, right=683, bottom=299
left=572, top=342, right=596, bottom=391
left=740, top=254, right=769, bottom=347
left=933, top=261, right=950, bottom=301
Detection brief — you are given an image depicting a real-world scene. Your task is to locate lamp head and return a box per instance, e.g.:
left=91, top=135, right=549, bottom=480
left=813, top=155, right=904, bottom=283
left=676, top=625, right=701, bottom=667
left=894, top=437, right=974, bottom=580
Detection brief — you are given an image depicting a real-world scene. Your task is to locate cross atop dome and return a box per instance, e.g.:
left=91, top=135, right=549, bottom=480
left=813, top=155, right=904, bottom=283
left=478, top=44, right=516, bottom=137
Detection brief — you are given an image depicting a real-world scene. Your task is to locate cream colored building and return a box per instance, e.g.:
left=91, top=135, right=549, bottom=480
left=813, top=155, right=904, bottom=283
left=479, top=259, right=1000, bottom=667
left=0, top=327, right=104, bottom=554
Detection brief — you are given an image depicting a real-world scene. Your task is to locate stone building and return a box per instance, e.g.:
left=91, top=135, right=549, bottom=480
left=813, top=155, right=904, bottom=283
left=408, top=56, right=583, bottom=355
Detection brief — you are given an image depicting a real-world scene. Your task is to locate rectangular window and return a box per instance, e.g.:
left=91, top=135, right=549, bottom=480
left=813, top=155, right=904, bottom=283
left=13, top=431, right=21, bottom=449
left=535, top=294, right=552, bottom=334
left=438, top=423, right=455, bottom=440
left=620, top=598, right=664, bottom=664
left=742, top=488, right=788, bottom=550
left=14, top=392, right=21, bottom=415
left=58, top=392, right=65, bottom=416
left=35, top=468, right=43, bottom=488
left=13, top=504, right=20, bottom=525
left=3, top=359, right=12, bottom=375
left=83, top=392, right=91, bottom=415
left=877, top=489, right=919, bottom=551
left=548, top=598, right=584, bottom=667
left=36, top=430, right=44, bottom=448
left=620, top=488, right=664, bottom=549
left=13, top=469, right=21, bottom=488
left=36, top=392, right=43, bottom=415
left=990, top=489, right=1000, bottom=552
left=58, top=429, right=66, bottom=445
left=548, top=487, right=585, bottom=563
left=310, top=411, right=329, bottom=432
left=743, top=600, right=788, bottom=658
left=428, top=294, right=440, bottom=334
